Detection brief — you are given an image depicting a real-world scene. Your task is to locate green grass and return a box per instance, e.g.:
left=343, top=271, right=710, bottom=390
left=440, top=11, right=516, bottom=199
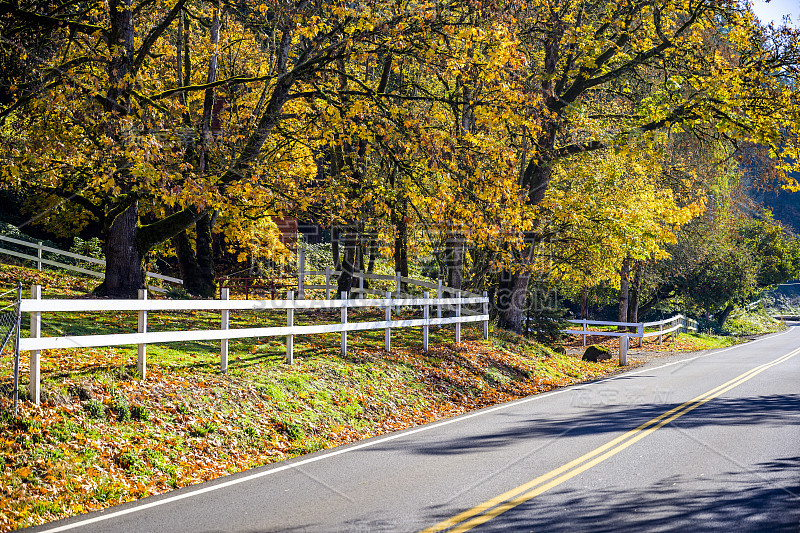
left=678, top=332, right=741, bottom=350
left=722, top=309, right=786, bottom=336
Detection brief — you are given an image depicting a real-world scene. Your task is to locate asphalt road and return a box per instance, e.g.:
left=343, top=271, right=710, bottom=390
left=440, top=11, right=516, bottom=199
left=29, top=327, right=800, bottom=533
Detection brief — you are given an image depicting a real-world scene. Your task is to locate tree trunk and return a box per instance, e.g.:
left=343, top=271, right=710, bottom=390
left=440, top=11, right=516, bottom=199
left=332, top=225, right=341, bottom=270
left=336, top=227, right=358, bottom=297
left=618, top=255, right=631, bottom=330
left=445, top=229, right=464, bottom=291
left=628, top=260, right=644, bottom=328
left=393, top=208, right=409, bottom=279
left=580, top=285, right=589, bottom=319
left=94, top=203, right=144, bottom=298
left=172, top=213, right=217, bottom=297
left=718, top=304, right=735, bottom=327
left=496, top=268, right=531, bottom=334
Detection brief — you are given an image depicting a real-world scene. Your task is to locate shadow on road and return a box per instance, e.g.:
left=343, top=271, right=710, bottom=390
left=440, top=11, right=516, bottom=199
left=458, top=456, right=800, bottom=532
left=373, top=394, right=800, bottom=457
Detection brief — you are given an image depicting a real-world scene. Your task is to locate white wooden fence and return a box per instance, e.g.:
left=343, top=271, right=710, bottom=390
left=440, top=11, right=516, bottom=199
left=0, top=235, right=182, bottom=292
left=563, top=315, right=699, bottom=365
left=17, top=284, right=490, bottom=405
left=294, top=249, right=482, bottom=300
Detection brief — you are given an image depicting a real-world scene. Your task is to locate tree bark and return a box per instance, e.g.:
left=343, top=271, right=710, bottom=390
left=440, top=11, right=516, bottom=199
left=172, top=213, right=217, bottom=297
left=580, top=285, right=589, bottom=319
left=336, top=227, right=358, bottom=297
left=718, top=304, right=735, bottom=327
left=94, top=203, right=144, bottom=298
left=445, top=229, right=464, bottom=291
left=618, top=255, right=631, bottom=329
left=496, top=268, right=531, bottom=334
left=628, top=260, right=644, bottom=327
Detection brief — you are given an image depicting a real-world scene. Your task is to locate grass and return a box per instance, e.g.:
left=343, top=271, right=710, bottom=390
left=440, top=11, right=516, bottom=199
left=722, top=308, right=786, bottom=336
left=677, top=332, right=742, bottom=350
left=0, top=262, right=711, bottom=531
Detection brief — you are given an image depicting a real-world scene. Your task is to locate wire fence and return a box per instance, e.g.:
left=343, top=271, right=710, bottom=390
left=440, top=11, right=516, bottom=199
left=0, top=283, right=21, bottom=414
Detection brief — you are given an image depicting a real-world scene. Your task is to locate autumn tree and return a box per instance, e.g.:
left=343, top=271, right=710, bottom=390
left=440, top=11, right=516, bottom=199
left=0, top=0, right=448, bottom=297
left=491, top=0, right=800, bottom=332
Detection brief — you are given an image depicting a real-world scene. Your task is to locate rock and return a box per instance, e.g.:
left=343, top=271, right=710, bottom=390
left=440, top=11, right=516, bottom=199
left=582, top=345, right=612, bottom=362
left=69, top=383, right=94, bottom=401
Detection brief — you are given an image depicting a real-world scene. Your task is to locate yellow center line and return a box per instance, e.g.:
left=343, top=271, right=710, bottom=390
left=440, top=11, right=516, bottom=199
left=421, top=347, right=800, bottom=533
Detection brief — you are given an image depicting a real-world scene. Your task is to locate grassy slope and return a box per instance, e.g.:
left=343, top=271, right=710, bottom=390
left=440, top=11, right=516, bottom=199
left=0, top=264, right=711, bottom=530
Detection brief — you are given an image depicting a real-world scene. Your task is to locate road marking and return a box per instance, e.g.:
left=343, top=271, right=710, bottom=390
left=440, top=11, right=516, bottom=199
left=420, top=346, right=800, bottom=532
left=36, top=327, right=794, bottom=533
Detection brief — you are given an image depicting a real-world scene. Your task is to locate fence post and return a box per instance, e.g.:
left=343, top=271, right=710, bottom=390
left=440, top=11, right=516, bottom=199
left=297, top=249, right=305, bottom=299
left=672, top=317, right=678, bottom=342
left=483, top=291, right=489, bottom=340
left=138, top=289, right=147, bottom=380
left=36, top=242, right=43, bottom=271
left=341, top=292, right=348, bottom=357
left=29, top=284, right=41, bottom=405
left=455, top=295, right=462, bottom=344
left=359, top=274, right=365, bottom=300
left=286, top=290, right=294, bottom=364
left=385, top=291, right=391, bottom=352
left=638, top=323, right=644, bottom=347
left=325, top=266, right=331, bottom=300
left=582, top=320, right=587, bottom=347
left=220, top=287, right=229, bottom=373
left=437, top=279, right=443, bottom=327
left=619, top=335, right=628, bottom=366
left=423, top=292, right=430, bottom=352
left=659, top=322, right=663, bottom=344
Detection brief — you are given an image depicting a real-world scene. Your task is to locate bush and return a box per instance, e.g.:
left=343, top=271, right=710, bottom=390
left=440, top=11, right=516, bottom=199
left=131, top=405, right=150, bottom=421
left=84, top=399, right=106, bottom=420
left=113, top=396, right=131, bottom=422
left=722, top=309, right=785, bottom=336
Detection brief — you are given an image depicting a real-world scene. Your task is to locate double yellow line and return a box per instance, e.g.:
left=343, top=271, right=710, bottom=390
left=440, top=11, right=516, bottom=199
left=421, top=347, right=800, bottom=533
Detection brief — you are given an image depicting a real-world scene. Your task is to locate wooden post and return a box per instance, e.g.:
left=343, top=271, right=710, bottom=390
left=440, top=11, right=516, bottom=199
left=220, top=288, right=229, bottom=373
left=423, top=292, right=430, bottom=352
left=286, top=291, right=294, bottom=364
left=483, top=291, right=489, bottom=340
left=341, top=292, right=348, bottom=357
left=582, top=320, right=587, bottom=347
left=638, top=323, right=644, bottom=347
left=297, top=249, right=305, bottom=299
left=325, top=266, right=331, bottom=300
left=36, top=242, right=43, bottom=271
left=672, top=317, right=678, bottom=342
left=138, top=289, right=147, bottom=380
left=455, top=295, right=462, bottom=344
left=29, top=284, right=41, bottom=405
left=437, top=279, right=443, bottom=327
left=659, top=322, right=663, bottom=344
left=359, top=274, right=365, bottom=300
left=385, top=291, right=391, bottom=352
left=619, top=335, right=628, bottom=366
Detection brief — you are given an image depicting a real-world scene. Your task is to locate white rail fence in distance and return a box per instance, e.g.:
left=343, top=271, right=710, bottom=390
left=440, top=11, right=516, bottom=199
left=563, top=315, right=698, bottom=365
left=0, top=234, right=182, bottom=292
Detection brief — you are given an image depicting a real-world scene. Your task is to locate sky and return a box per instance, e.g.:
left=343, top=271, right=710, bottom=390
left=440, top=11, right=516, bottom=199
left=749, top=0, right=800, bottom=27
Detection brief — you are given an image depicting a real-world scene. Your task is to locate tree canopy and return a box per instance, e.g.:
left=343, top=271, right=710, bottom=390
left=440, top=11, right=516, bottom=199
left=1, top=0, right=798, bottom=331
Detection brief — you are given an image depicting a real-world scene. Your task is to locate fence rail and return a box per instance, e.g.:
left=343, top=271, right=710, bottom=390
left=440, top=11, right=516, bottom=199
left=17, top=284, right=489, bottom=405
left=0, top=235, right=182, bottom=291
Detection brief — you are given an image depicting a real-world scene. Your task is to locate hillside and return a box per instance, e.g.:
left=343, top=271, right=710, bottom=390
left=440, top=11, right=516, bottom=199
left=0, top=262, right=723, bottom=531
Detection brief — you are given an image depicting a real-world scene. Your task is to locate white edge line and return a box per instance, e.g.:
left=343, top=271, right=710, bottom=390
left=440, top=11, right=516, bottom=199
left=36, top=326, right=795, bottom=533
